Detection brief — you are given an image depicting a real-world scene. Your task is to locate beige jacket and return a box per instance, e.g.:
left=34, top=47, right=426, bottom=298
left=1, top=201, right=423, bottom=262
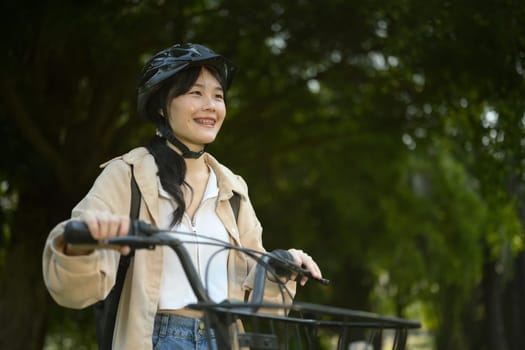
left=42, top=147, right=295, bottom=349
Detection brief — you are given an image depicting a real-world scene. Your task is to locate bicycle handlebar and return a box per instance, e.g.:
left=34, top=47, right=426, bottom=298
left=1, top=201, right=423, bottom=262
left=64, top=219, right=329, bottom=303
left=63, top=219, right=420, bottom=349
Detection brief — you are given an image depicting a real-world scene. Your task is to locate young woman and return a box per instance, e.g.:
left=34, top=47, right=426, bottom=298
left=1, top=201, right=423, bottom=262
left=42, top=43, right=322, bottom=349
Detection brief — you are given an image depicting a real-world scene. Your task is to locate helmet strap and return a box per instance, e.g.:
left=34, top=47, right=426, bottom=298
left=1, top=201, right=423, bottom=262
left=156, top=125, right=206, bottom=159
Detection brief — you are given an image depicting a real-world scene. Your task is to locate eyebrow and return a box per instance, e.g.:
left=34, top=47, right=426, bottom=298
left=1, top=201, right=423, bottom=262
left=193, top=82, right=223, bottom=91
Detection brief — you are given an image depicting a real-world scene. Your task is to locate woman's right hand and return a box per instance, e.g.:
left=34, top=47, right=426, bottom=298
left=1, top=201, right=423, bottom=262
left=64, top=211, right=131, bottom=256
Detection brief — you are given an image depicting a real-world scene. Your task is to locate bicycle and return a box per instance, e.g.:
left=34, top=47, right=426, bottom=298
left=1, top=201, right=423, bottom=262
left=64, top=220, right=421, bottom=350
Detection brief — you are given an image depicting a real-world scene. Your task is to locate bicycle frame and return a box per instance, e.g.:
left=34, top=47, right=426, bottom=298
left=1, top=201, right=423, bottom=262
left=64, top=221, right=421, bottom=349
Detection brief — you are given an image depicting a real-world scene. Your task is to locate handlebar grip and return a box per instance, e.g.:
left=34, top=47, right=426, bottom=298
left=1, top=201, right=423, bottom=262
left=64, top=221, right=98, bottom=245
left=270, top=249, right=330, bottom=286
left=64, top=220, right=160, bottom=246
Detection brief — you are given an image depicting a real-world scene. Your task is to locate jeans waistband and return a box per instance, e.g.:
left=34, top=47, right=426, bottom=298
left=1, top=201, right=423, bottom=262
left=154, top=313, right=215, bottom=338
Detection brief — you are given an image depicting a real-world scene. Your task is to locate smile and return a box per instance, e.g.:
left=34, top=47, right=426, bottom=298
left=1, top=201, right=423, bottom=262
left=194, top=118, right=216, bottom=126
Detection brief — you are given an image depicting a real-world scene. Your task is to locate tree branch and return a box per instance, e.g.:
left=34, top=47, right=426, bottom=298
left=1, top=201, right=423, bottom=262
left=0, top=75, right=72, bottom=192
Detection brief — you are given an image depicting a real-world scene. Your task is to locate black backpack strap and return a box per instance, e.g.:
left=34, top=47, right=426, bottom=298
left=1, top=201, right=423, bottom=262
left=95, top=165, right=141, bottom=350
left=229, top=192, right=240, bottom=223
left=129, top=168, right=141, bottom=221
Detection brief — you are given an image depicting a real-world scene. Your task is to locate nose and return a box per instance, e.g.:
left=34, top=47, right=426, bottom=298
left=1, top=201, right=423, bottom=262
left=202, top=94, right=217, bottom=111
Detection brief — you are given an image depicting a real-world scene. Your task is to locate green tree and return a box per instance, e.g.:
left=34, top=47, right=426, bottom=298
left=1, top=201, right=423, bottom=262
left=377, top=0, right=525, bottom=348
left=2, top=1, right=524, bottom=349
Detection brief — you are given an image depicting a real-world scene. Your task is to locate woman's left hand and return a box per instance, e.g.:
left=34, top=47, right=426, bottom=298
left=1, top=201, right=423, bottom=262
left=287, top=249, right=323, bottom=286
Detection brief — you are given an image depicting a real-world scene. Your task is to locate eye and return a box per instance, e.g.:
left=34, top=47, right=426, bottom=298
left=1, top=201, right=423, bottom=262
left=215, top=93, right=224, bottom=100
left=189, top=89, right=202, bottom=96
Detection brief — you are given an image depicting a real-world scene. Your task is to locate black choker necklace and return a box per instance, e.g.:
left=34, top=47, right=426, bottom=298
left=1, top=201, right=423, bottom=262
left=157, top=126, right=206, bottom=159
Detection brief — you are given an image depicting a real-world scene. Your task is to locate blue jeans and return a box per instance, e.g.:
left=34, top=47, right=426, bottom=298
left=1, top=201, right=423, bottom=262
left=152, top=313, right=217, bottom=350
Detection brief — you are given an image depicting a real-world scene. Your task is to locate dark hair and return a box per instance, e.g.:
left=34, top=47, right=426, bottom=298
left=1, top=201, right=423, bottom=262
left=146, top=65, right=226, bottom=225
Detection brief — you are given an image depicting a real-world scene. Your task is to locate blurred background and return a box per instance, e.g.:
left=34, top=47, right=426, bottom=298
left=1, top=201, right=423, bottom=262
left=1, top=0, right=524, bottom=349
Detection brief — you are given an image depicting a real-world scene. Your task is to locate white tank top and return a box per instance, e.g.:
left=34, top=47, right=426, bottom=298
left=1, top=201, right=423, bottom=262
left=157, top=169, right=229, bottom=310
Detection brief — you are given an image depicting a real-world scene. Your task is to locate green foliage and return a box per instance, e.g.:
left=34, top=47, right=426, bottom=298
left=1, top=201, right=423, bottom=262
left=373, top=139, right=487, bottom=338
left=2, top=0, right=525, bottom=349
left=43, top=307, right=97, bottom=350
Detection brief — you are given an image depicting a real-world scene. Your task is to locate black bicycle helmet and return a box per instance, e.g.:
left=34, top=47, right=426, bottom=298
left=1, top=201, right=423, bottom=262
left=137, top=43, right=236, bottom=122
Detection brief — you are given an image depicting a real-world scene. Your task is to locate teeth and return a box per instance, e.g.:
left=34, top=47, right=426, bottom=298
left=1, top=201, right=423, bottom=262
left=196, top=119, right=215, bottom=125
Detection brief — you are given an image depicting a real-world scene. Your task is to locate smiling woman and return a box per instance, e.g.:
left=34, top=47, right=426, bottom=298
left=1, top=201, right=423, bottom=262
left=166, top=68, right=227, bottom=153
left=41, top=43, right=323, bottom=350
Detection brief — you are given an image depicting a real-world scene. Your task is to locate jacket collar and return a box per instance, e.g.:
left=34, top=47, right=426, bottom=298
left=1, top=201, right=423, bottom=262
left=117, top=147, right=246, bottom=226
left=203, top=153, right=247, bottom=202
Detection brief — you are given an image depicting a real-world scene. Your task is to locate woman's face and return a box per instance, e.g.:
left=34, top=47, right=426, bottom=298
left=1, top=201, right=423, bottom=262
left=167, top=68, right=226, bottom=151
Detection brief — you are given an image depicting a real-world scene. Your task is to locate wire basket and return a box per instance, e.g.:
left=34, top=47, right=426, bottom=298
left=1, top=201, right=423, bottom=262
left=192, top=301, right=420, bottom=350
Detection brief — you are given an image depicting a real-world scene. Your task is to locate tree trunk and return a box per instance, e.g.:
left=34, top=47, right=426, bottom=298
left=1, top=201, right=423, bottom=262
left=482, top=255, right=509, bottom=350
left=0, top=188, right=68, bottom=349
left=507, top=249, right=525, bottom=350
left=506, top=171, right=525, bottom=350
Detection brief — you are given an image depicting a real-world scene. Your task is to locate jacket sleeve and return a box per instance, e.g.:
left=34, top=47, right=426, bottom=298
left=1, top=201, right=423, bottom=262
left=42, top=160, right=132, bottom=309
left=235, top=176, right=297, bottom=307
